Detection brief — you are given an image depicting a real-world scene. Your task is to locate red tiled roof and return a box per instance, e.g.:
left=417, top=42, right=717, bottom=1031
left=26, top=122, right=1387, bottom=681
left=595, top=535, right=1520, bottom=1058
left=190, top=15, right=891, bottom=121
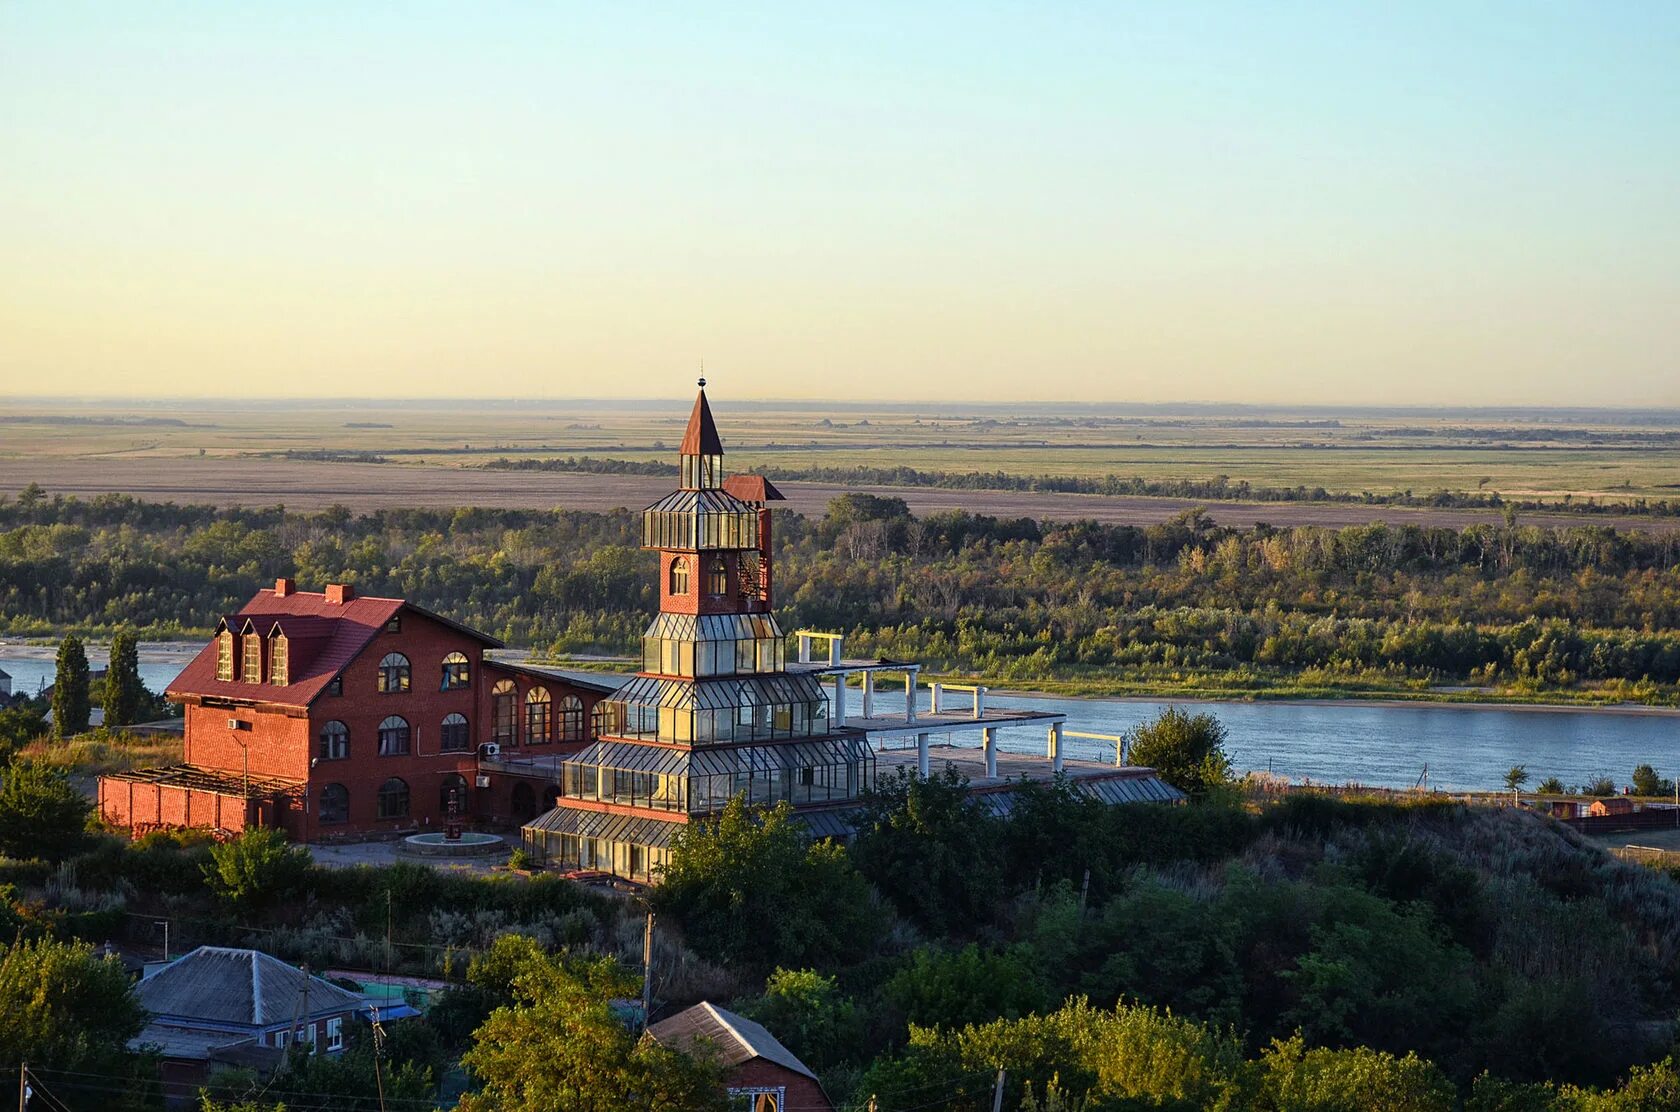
left=721, top=474, right=785, bottom=503
left=679, top=388, right=724, bottom=456
left=170, top=588, right=500, bottom=710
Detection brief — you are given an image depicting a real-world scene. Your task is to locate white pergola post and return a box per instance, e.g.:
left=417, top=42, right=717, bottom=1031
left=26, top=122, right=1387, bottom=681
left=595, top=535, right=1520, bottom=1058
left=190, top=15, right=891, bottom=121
left=982, top=726, right=998, bottom=780
left=829, top=637, right=842, bottom=666
left=862, top=671, right=875, bottom=718
left=832, top=673, right=847, bottom=727
left=797, top=633, right=812, bottom=663
left=905, top=668, right=919, bottom=723
left=973, top=685, right=986, bottom=718
left=917, top=732, right=930, bottom=778
left=1048, top=722, right=1063, bottom=774
left=931, top=682, right=943, bottom=714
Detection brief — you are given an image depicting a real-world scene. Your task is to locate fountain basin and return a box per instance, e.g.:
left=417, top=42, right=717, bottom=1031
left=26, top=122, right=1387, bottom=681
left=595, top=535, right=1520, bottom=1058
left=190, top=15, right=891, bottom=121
left=398, top=831, right=510, bottom=859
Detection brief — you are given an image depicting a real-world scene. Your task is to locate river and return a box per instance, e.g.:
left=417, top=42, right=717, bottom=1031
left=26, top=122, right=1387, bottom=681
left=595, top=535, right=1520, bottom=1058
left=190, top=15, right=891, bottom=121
left=2, top=644, right=1675, bottom=793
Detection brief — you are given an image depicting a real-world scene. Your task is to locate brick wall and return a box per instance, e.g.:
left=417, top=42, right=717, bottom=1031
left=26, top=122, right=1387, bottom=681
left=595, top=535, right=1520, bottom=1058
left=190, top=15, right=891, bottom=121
left=726, top=1059, right=832, bottom=1112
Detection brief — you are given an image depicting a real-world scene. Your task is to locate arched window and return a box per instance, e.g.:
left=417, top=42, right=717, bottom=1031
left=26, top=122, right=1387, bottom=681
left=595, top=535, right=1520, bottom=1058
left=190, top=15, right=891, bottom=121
left=377, top=715, right=410, bottom=756
left=492, top=680, right=517, bottom=744
left=440, top=773, right=469, bottom=815
left=441, top=651, right=470, bottom=690
left=319, top=783, right=349, bottom=825
left=558, top=695, right=585, bottom=742
left=377, top=778, right=410, bottom=820
left=668, top=556, right=689, bottom=595
left=216, top=629, right=234, bottom=681
left=377, top=653, right=411, bottom=693
left=526, top=687, right=552, bottom=744
left=511, top=782, right=537, bottom=822
left=243, top=633, right=263, bottom=683
left=706, top=556, right=727, bottom=595
left=318, top=720, right=349, bottom=761
left=439, top=713, right=470, bottom=752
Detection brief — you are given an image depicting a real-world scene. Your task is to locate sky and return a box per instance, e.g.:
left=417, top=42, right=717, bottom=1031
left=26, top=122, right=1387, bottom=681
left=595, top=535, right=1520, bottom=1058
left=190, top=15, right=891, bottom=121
left=2, top=2, right=1676, bottom=405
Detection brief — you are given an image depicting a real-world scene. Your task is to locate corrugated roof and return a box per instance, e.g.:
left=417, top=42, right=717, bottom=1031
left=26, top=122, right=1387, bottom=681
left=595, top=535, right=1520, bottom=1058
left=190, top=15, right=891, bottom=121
left=647, top=1002, right=818, bottom=1082
left=131, top=1024, right=257, bottom=1062
left=137, top=946, right=364, bottom=1028
left=170, top=588, right=500, bottom=711
left=680, top=388, right=724, bottom=457
left=485, top=659, right=626, bottom=694
left=721, top=474, right=785, bottom=503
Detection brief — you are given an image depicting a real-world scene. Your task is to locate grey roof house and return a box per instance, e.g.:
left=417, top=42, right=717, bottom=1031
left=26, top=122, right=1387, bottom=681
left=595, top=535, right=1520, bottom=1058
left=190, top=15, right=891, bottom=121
left=133, top=946, right=365, bottom=1104
left=647, top=1001, right=833, bottom=1112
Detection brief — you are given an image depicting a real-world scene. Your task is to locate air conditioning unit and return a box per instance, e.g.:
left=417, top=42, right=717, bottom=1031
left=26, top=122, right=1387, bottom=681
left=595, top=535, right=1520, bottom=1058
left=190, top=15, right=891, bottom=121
left=475, top=775, right=490, bottom=789
left=479, top=742, right=501, bottom=758
left=226, top=718, right=249, bottom=731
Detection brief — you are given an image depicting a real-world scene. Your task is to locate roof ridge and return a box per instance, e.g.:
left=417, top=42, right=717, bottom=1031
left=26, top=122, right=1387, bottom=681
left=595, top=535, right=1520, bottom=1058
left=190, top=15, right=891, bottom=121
left=701, top=1001, right=758, bottom=1062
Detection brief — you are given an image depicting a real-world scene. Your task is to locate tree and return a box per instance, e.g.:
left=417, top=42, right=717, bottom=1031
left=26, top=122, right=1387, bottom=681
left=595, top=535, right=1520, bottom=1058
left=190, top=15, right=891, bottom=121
left=103, top=627, right=144, bottom=729
left=0, top=704, right=48, bottom=763
left=656, top=797, right=885, bottom=971
left=1536, top=777, right=1566, bottom=795
left=1631, top=764, right=1673, bottom=798
left=735, top=968, right=865, bottom=1074
left=457, top=949, right=726, bottom=1112
left=0, top=764, right=92, bottom=861
left=851, top=766, right=1005, bottom=934
left=1257, top=1035, right=1456, bottom=1112
left=1127, top=707, right=1233, bottom=800
left=0, top=937, right=150, bottom=1107
left=1585, top=775, right=1618, bottom=797
left=202, top=827, right=311, bottom=913
left=1504, top=765, right=1530, bottom=800
left=51, top=634, right=91, bottom=739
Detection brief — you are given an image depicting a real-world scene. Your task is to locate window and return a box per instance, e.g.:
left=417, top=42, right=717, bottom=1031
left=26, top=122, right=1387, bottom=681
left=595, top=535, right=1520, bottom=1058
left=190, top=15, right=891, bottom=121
left=439, top=712, right=470, bottom=752
left=385, top=614, right=402, bottom=633
left=729, top=1088, right=786, bottom=1112
left=377, top=653, right=411, bottom=693
left=558, top=695, right=584, bottom=742
left=378, top=715, right=411, bottom=756
left=377, top=777, right=410, bottom=819
left=275, top=1030, right=289, bottom=1049
left=243, top=633, right=263, bottom=683
left=668, top=556, right=689, bottom=595
left=318, top=720, right=349, bottom=761
left=326, top=1017, right=343, bottom=1051
left=706, top=557, right=728, bottom=595
left=216, top=631, right=234, bottom=681
left=526, top=687, right=552, bottom=744
left=441, top=651, right=471, bottom=690
left=268, top=633, right=289, bottom=685
left=319, top=783, right=349, bottom=824
left=302, top=1023, right=317, bottom=1053
left=440, top=773, right=469, bottom=815
left=492, top=680, right=517, bottom=744
left=327, top=675, right=343, bottom=697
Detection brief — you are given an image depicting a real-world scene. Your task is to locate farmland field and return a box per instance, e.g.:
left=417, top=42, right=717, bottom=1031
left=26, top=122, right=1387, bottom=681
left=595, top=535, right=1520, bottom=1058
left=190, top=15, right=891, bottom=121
left=2, top=397, right=1678, bottom=522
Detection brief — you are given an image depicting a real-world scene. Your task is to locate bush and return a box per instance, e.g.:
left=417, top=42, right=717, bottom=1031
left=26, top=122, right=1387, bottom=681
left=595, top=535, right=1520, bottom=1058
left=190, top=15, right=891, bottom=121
left=1127, top=707, right=1233, bottom=799
left=0, top=764, right=92, bottom=861
left=202, top=828, right=310, bottom=913
left=507, top=847, right=534, bottom=870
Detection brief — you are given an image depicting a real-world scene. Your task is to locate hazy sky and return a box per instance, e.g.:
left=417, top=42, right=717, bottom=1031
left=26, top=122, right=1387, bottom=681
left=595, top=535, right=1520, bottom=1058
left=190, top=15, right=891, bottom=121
left=3, top=3, right=1676, bottom=405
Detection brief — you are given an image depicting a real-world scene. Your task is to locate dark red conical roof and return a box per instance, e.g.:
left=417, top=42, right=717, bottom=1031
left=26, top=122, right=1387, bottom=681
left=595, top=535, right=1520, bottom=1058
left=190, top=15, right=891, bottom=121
left=680, top=386, right=724, bottom=456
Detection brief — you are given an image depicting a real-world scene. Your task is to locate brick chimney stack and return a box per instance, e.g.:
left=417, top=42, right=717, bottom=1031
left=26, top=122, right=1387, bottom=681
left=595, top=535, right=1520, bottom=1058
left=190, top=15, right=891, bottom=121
left=274, top=577, right=295, bottom=598
left=325, top=583, right=354, bottom=604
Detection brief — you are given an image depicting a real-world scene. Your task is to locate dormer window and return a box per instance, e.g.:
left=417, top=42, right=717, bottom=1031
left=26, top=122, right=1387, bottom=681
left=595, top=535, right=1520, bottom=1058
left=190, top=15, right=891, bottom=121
left=386, top=614, right=402, bottom=634
left=243, top=634, right=262, bottom=684
left=216, top=630, right=235, bottom=682
left=268, top=633, right=289, bottom=686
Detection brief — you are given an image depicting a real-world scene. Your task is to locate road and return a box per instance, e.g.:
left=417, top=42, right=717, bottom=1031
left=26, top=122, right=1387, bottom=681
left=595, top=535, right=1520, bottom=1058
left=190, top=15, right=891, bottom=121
left=3, top=456, right=1676, bottom=532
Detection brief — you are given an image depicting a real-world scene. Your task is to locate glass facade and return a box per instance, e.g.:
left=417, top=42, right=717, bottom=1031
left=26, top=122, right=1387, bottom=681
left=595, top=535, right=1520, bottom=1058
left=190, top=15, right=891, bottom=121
left=641, top=489, right=759, bottom=551
left=641, top=612, right=786, bottom=678
left=592, top=673, right=829, bottom=744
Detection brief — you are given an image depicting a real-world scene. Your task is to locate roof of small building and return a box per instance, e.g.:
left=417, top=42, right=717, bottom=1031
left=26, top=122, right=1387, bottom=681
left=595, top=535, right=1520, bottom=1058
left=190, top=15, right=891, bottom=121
left=646, top=1001, right=818, bottom=1082
left=169, top=585, right=502, bottom=710
left=721, top=474, right=786, bottom=503
left=137, top=946, right=364, bottom=1029
left=680, top=387, right=725, bottom=457
left=482, top=657, right=626, bottom=695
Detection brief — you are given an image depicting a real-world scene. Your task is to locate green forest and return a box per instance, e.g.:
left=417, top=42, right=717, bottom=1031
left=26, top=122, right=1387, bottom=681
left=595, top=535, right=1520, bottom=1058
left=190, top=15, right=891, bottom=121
left=5, top=486, right=1680, bottom=702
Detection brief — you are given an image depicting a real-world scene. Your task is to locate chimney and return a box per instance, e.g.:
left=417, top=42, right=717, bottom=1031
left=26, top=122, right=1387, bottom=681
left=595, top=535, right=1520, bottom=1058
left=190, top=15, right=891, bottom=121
left=325, top=583, right=354, bottom=605
left=274, top=577, right=295, bottom=598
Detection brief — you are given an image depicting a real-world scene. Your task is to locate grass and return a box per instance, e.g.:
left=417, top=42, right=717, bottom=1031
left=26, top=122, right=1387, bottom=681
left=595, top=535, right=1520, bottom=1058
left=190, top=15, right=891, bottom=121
left=18, top=730, right=184, bottom=777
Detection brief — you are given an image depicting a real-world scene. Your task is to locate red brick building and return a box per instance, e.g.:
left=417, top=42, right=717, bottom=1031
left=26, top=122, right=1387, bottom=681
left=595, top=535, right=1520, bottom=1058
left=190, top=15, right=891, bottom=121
left=99, top=579, right=613, bottom=841
left=646, top=1001, right=833, bottom=1112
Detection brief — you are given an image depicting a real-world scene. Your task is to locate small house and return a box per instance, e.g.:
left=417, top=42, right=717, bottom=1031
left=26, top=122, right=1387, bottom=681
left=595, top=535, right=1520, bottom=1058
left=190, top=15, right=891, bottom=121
left=646, top=1001, right=832, bottom=1112
left=132, top=946, right=364, bottom=1104
left=0, top=664, right=11, bottom=698
left=1589, top=797, right=1635, bottom=817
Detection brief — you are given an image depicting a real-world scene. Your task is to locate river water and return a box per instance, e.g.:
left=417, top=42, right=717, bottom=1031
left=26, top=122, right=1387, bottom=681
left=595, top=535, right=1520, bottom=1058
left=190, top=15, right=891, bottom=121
left=3, top=645, right=1675, bottom=793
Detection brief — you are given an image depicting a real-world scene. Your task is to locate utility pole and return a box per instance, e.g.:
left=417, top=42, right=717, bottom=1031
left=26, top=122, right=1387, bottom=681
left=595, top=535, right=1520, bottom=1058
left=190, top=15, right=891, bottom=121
left=385, top=889, right=394, bottom=973
left=369, top=1010, right=389, bottom=1112
left=18, top=1062, right=27, bottom=1112
left=641, top=909, right=654, bottom=1029
left=991, top=1067, right=1006, bottom=1112
left=157, top=919, right=170, bottom=961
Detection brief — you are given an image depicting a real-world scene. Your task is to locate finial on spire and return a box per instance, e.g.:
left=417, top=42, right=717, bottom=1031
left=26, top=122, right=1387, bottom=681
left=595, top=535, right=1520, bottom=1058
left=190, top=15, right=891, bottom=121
left=698, top=359, right=706, bottom=389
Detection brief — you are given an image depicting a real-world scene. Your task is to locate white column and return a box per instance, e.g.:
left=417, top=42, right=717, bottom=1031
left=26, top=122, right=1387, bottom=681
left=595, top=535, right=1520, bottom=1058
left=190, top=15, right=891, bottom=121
left=829, top=637, right=842, bottom=666
left=798, top=633, right=812, bottom=663
left=832, top=673, right=847, bottom=728
left=862, top=671, right=875, bottom=719
left=1048, top=722, right=1063, bottom=774
left=931, top=682, right=943, bottom=714
left=917, top=732, right=930, bottom=778
left=983, top=726, right=998, bottom=780
left=905, top=670, right=918, bottom=723
left=974, top=685, right=986, bottom=718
